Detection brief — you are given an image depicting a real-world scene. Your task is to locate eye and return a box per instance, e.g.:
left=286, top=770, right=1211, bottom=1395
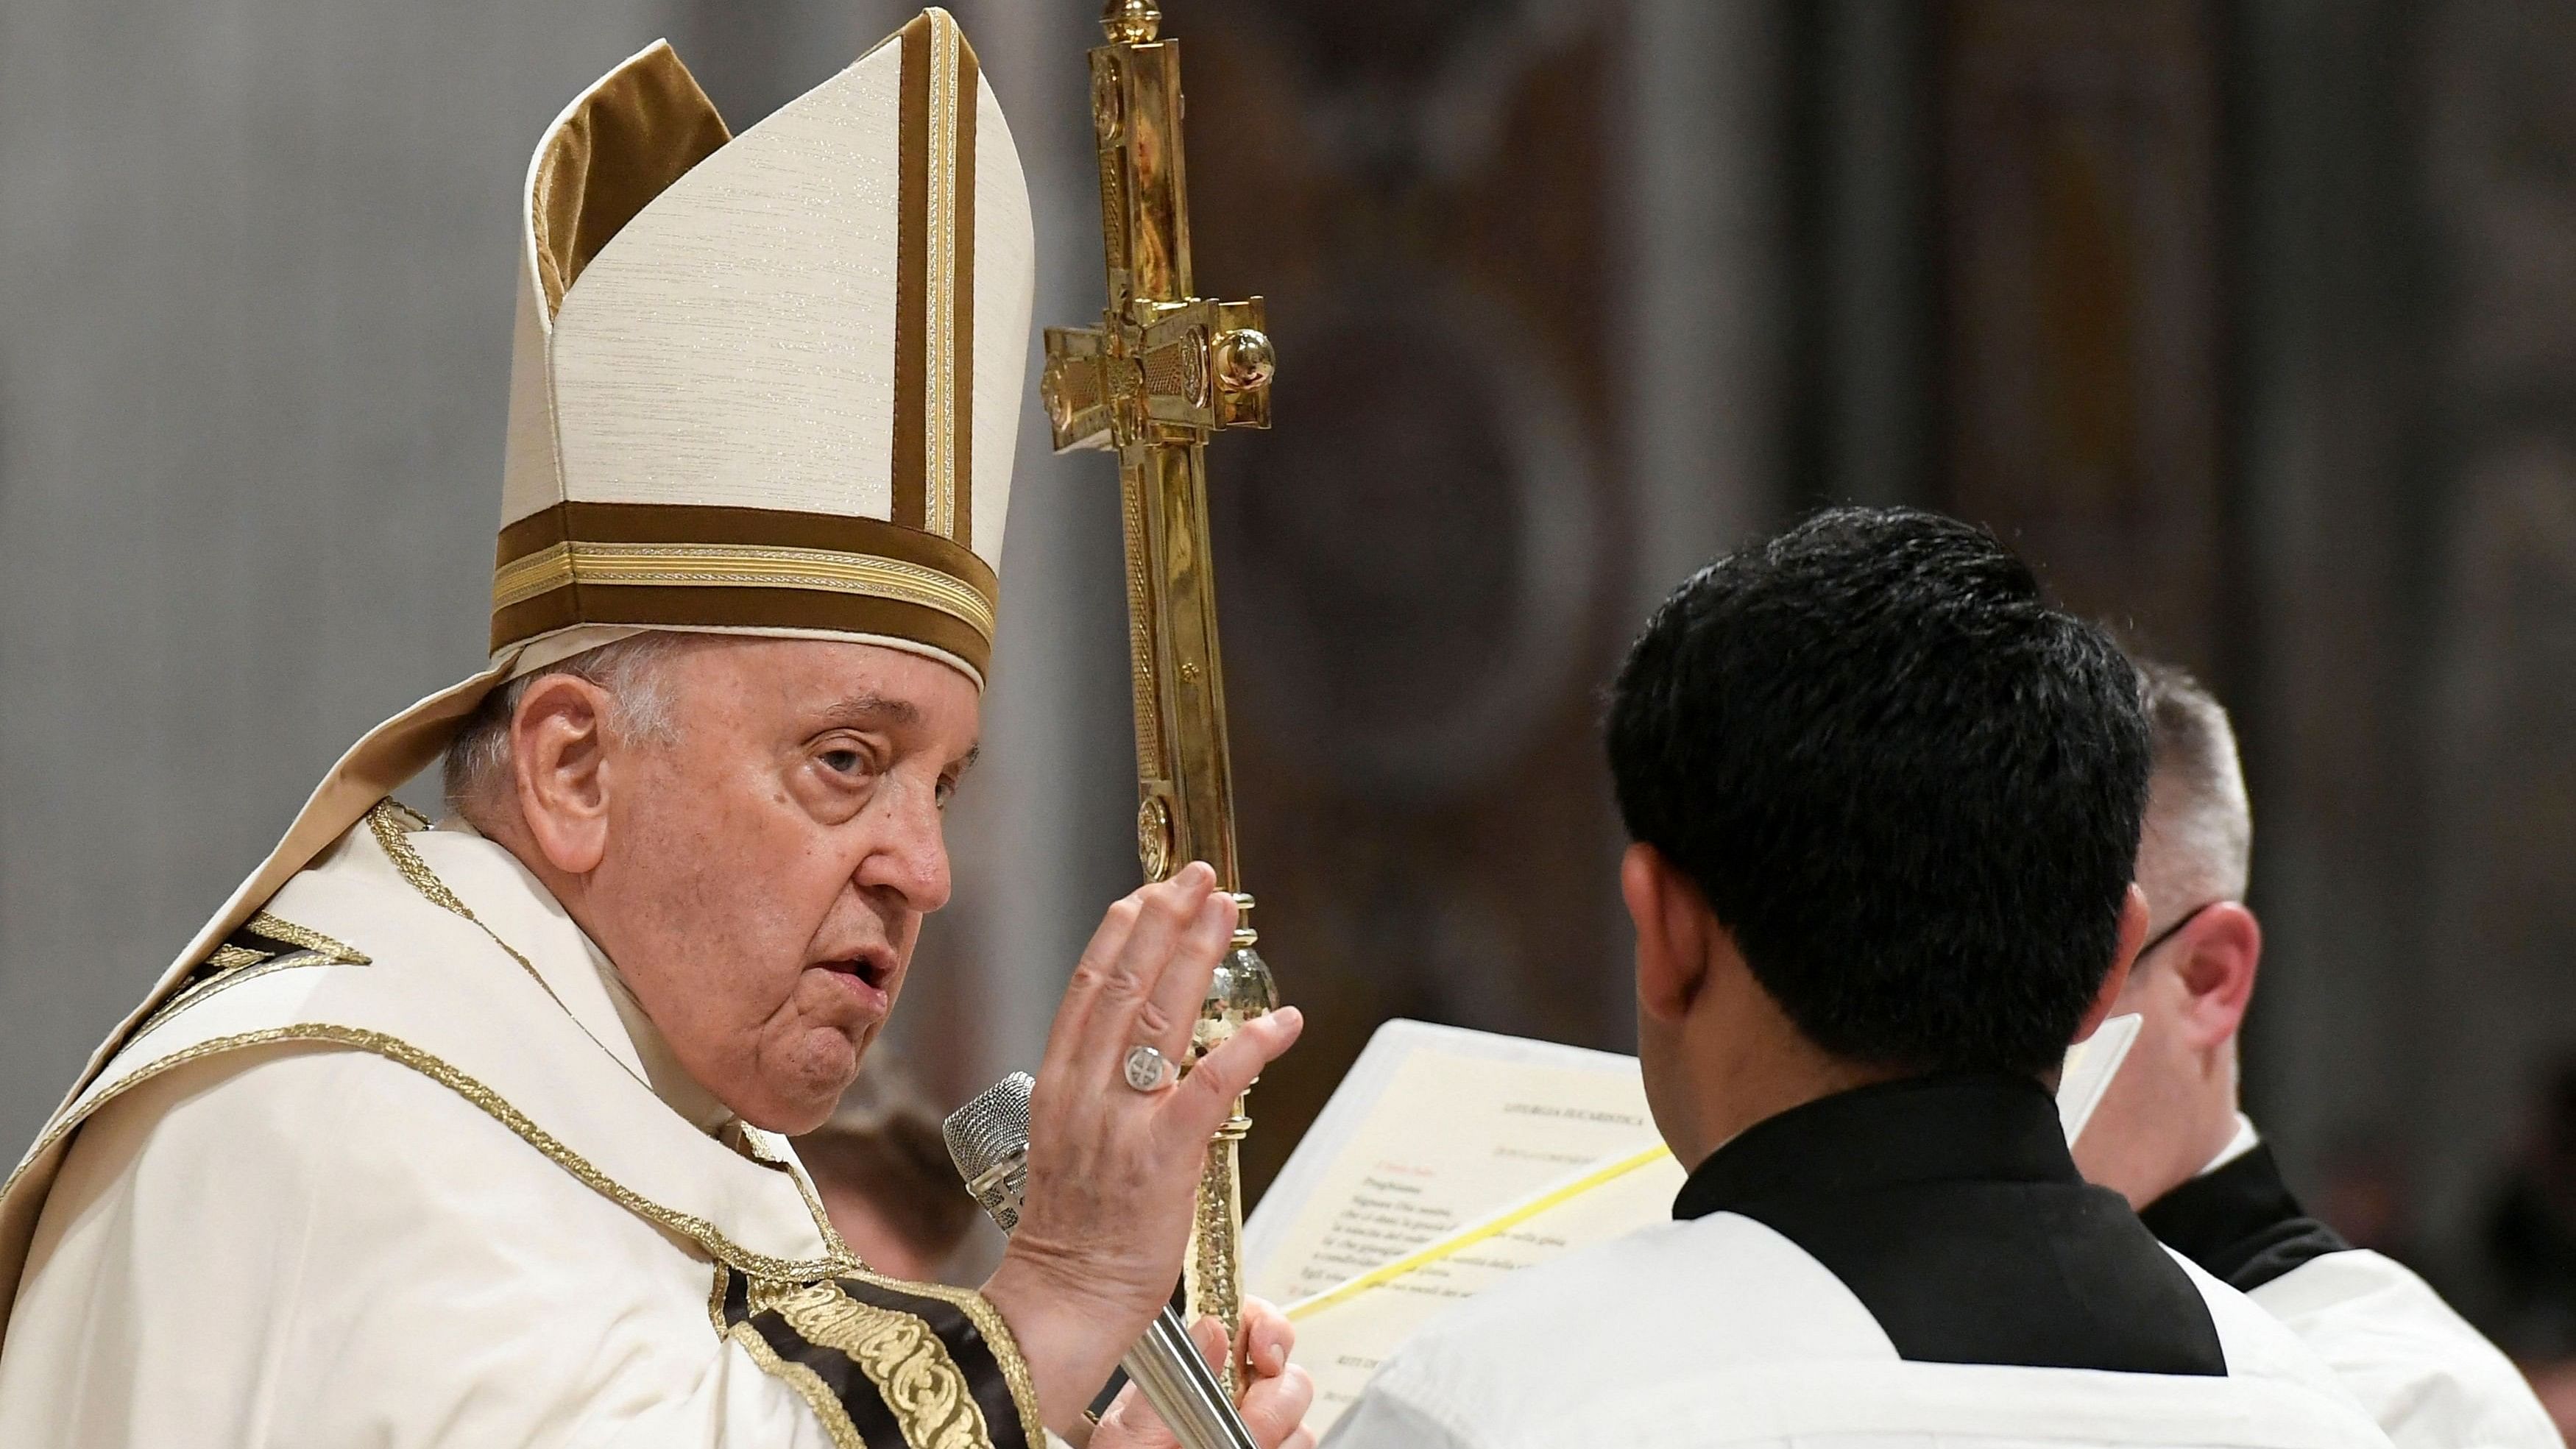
left=935, top=776, right=958, bottom=810
left=821, top=748, right=867, bottom=777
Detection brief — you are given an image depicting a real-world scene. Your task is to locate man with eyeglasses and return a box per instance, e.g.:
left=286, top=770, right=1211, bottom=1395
left=2073, top=659, right=2555, bottom=1449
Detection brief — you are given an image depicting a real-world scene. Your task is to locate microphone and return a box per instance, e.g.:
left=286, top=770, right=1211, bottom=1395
left=945, top=1073, right=1260, bottom=1449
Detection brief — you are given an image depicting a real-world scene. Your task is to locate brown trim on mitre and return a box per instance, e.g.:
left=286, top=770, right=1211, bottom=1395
left=892, top=9, right=977, bottom=548
left=893, top=15, right=930, bottom=534
left=528, top=43, right=732, bottom=318
left=489, top=502, right=998, bottom=679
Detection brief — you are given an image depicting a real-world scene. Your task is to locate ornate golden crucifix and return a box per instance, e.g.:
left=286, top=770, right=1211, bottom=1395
left=1040, top=0, right=1279, bottom=1390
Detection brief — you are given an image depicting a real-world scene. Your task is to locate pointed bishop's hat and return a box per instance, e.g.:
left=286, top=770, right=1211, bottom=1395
left=59, top=7, right=1033, bottom=1108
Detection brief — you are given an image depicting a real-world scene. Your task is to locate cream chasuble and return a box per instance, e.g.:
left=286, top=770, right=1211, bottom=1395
left=0, top=804, right=1044, bottom=1448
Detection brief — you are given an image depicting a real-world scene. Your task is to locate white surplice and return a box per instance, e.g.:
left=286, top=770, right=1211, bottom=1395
left=1326, top=1212, right=2390, bottom=1449
left=1324, top=1076, right=2394, bottom=1449
left=2154, top=1118, right=2559, bottom=1449
left=0, top=808, right=1044, bottom=1448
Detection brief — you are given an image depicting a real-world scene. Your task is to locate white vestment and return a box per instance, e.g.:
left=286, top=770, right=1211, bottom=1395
left=1325, top=1076, right=2394, bottom=1449
left=0, top=808, right=1044, bottom=1448
left=2144, top=1118, right=2559, bottom=1449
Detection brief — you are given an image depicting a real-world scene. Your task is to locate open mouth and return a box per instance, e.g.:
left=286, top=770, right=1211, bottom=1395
left=815, top=950, right=896, bottom=999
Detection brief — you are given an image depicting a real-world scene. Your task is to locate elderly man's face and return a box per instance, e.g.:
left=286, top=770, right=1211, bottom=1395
left=582, top=638, right=980, bottom=1133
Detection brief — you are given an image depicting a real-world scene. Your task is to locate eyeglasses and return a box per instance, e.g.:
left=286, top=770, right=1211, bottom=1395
left=2134, top=899, right=2226, bottom=961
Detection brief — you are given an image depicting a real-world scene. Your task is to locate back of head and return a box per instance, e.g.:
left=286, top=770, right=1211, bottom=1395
left=2133, top=658, right=2251, bottom=907
left=1605, top=506, right=2150, bottom=1077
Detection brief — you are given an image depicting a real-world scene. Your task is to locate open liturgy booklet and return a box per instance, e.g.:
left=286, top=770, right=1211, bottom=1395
left=1242, top=1014, right=2143, bottom=1436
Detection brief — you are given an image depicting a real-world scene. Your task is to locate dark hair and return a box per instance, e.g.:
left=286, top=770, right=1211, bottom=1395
left=1605, top=506, right=2148, bottom=1077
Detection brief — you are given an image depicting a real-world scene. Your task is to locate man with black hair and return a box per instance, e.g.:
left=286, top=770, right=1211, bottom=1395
left=1326, top=508, right=2386, bottom=1449
left=2074, top=659, right=2555, bottom=1449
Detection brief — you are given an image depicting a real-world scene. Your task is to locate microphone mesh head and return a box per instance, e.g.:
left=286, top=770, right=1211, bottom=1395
left=943, top=1071, right=1034, bottom=1185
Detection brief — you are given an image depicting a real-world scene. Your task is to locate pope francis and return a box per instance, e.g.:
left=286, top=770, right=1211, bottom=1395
left=0, top=13, right=1311, bottom=1449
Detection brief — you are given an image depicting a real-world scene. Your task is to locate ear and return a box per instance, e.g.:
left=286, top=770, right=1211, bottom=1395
left=509, top=673, right=618, bottom=875
left=2073, top=883, right=2152, bottom=1044
left=2170, top=901, right=2260, bottom=1050
left=1623, top=843, right=1713, bottom=1024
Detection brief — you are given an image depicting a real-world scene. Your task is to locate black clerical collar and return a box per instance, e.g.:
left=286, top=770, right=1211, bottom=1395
left=2140, top=1141, right=2350, bottom=1293
left=1670, top=1071, right=2228, bottom=1377
left=1674, top=1071, right=2076, bottom=1222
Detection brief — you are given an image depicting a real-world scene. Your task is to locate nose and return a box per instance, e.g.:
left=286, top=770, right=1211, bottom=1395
left=856, top=774, right=952, bottom=913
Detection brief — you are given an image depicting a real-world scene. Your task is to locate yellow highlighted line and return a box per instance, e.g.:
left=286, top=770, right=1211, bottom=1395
left=1284, top=1143, right=1674, bottom=1321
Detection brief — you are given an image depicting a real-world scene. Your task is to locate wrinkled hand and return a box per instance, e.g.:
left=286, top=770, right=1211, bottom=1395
left=1089, top=1297, right=1315, bottom=1449
left=981, top=862, right=1306, bottom=1434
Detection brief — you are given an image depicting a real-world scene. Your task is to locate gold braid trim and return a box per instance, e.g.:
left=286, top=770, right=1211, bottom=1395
left=124, top=909, right=374, bottom=1046
left=1, top=1024, right=856, bottom=1285
left=363, top=804, right=567, bottom=1010
left=755, top=1278, right=997, bottom=1449
left=129, top=954, right=333, bottom=1046
left=244, top=910, right=369, bottom=964
left=358, top=801, right=703, bottom=1119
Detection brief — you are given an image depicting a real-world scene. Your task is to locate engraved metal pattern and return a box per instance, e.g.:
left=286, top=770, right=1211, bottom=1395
left=1122, top=1043, right=1173, bottom=1093
left=1120, top=472, right=1167, bottom=782
left=1136, top=794, right=1172, bottom=882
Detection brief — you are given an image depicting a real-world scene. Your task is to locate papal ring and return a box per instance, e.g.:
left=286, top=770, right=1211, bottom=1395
left=1123, top=1044, right=1174, bottom=1093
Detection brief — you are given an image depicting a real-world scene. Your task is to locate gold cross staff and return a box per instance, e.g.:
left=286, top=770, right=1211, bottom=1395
left=1038, top=0, right=1279, bottom=1394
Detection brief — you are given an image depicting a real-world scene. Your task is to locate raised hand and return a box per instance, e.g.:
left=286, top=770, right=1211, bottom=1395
left=980, top=862, right=1306, bottom=1433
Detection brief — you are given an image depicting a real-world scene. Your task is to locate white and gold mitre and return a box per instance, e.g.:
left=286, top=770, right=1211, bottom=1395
left=499, top=10, right=1030, bottom=685
left=21, top=8, right=1034, bottom=1129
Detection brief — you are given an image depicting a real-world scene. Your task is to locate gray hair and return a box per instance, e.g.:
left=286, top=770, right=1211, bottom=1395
left=2134, top=659, right=2251, bottom=904
left=440, top=631, right=696, bottom=821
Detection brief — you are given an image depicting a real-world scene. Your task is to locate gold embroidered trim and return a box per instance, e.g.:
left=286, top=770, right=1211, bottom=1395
left=728, top=1319, right=869, bottom=1449
left=765, top=1278, right=995, bottom=1449
left=838, top=1264, right=1044, bottom=1445
left=245, top=910, right=370, bottom=965
left=207, top=943, right=270, bottom=971
left=733, top=1133, right=1041, bottom=1445
left=925, top=8, right=962, bottom=541
left=490, top=541, right=996, bottom=643
left=7, top=1022, right=857, bottom=1284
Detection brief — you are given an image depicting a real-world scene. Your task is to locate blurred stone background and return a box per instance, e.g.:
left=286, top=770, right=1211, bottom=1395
left=5, top=0, right=2576, bottom=1367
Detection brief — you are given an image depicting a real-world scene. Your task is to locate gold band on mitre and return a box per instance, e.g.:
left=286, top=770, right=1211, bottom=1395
left=489, top=503, right=1000, bottom=682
